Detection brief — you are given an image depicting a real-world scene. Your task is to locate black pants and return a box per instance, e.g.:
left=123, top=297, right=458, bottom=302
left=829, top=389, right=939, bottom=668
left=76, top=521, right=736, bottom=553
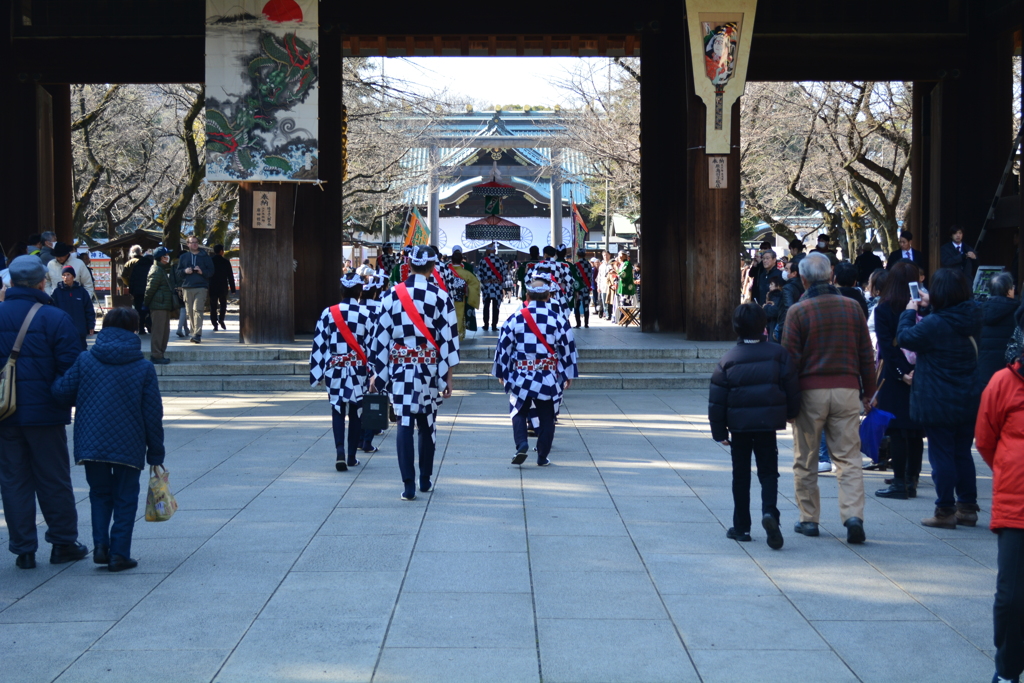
left=574, top=300, right=590, bottom=327
left=209, top=288, right=229, bottom=326
left=512, top=398, right=555, bottom=462
left=131, top=291, right=150, bottom=333
left=0, top=425, right=79, bottom=555
left=331, top=403, right=362, bottom=464
left=396, top=412, right=434, bottom=484
left=996, top=528, right=1024, bottom=680
left=887, top=427, right=924, bottom=481
left=482, top=297, right=501, bottom=329
left=729, top=431, right=780, bottom=534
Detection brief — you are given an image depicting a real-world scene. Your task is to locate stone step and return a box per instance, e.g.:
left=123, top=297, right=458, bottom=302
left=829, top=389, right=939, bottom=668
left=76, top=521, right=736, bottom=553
left=153, top=360, right=307, bottom=377
left=456, top=345, right=730, bottom=360
left=452, top=358, right=718, bottom=375
left=154, top=346, right=308, bottom=362
left=157, top=372, right=713, bottom=393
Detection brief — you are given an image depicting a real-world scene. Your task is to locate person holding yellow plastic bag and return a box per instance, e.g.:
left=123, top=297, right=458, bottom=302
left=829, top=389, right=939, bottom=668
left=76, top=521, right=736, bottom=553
left=52, top=306, right=164, bottom=572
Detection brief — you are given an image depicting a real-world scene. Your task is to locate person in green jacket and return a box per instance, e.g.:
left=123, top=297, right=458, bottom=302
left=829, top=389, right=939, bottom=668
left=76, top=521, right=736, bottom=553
left=616, top=251, right=636, bottom=323
left=143, top=247, right=175, bottom=365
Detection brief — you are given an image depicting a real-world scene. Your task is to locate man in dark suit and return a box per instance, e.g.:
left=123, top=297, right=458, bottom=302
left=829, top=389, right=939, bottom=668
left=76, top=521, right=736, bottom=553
left=939, top=225, right=977, bottom=284
left=886, top=230, right=924, bottom=270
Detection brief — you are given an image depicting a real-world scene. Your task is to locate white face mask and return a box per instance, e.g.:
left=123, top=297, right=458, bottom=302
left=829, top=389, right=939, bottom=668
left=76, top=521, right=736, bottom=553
left=781, top=270, right=790, bottom=281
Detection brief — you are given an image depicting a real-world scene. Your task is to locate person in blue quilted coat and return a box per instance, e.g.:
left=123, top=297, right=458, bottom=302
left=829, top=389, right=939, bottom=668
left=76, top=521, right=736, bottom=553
left=52, top=306, right=165, bottom=572
left=0, top=255, right=87, bottom=570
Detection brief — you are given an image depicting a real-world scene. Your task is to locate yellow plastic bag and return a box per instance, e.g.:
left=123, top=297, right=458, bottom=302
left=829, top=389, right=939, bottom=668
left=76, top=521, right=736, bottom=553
left=145, top=465, right=178, bottom=522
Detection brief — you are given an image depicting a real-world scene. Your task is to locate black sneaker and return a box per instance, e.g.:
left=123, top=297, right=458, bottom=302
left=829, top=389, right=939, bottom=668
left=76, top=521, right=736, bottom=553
left=420, top=479, right=433, bottom=493
left=511, top=445, right=528, bottom=465
left=844, top=517, right=866, bottom=544
left=361, top=445, right=378, bottom=453
left=335, top=460, right=348, bottom=472
left=762, top=514, right=784, bottom=550
left=793, top=521, right=820, bottom=537
left=726, top=527, right=752, bottom=542
left=347, top=459, right=360, bottom=468
left=537, top=458, right=551, bottom=467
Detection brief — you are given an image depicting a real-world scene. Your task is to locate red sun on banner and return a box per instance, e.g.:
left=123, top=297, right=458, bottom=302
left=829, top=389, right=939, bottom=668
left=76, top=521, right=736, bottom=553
left=262, top=0, right=303, bottom=22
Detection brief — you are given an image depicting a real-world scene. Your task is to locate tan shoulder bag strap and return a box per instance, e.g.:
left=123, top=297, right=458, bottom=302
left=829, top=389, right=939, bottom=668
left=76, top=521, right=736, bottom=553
left=10, top=303, right=43, bottom=362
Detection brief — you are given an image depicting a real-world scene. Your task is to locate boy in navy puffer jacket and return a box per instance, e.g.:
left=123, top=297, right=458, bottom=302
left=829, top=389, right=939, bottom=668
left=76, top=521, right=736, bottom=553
left=52, top=265, right=95, bottom=350
left=52, top=307, right=164, bottom=572
left=709, top=303, right=801, bottom=549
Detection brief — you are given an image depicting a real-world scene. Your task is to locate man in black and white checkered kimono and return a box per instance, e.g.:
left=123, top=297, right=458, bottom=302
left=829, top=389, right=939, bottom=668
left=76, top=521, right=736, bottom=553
left=493, top=274, right=579, bottom=466
left=533, top=246, right=574, bottom=314
left=477, top=243, right=505, bottom=331
left=309, top=273, right=376, bottom=472
left=570, top=248, right=593, bottom=328
left=377, top=245, right=399, bottom=286
left=370, top=245, right=460, bottom=500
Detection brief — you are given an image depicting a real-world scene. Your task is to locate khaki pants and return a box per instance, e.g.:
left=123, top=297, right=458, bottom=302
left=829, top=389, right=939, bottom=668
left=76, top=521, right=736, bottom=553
left=150, top=309, right=171, bottom=360
left=792, top=387, right=865, bottom=524
left=183, top=288, right=208, bottom=339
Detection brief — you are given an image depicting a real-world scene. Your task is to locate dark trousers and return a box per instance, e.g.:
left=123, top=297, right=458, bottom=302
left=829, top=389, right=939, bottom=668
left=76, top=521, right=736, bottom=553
left=209, top=288, right=229, bottom=326
left=512, top=398, right=555, bottom=461
left=595, top=295, right=607, bottom=318
left=482, top=297, right=501, bottom=329
left=0, top=425, right=79, bottom=554
left=925, top=423, right=978, bottom=508
left=396, top=412, right=434, bottom=484
left=331, top=403, right=362, bottom=464
left=996, top=528, right=1024, bottom=680
left=360, top=429, right=375, bottom=450
left=83, top=462, right=141, bottom=559
left=131, top=292, right=150, bottom=333
left=574, top=300, right=590, bottom=327
left=729, top=431, right=780, bottom=534
left=887, top=428, right=924, bottom=481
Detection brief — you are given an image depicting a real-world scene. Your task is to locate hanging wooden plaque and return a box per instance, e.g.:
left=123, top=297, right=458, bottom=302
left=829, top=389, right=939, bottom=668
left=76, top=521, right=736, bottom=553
left=253, top=191, right=276, bottom=229
left=709, top=157, right=728, bottom=189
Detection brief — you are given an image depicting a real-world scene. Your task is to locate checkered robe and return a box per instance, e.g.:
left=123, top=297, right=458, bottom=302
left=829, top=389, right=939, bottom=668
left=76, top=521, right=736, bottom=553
left=533, top=259, right=573, bottom=310
left=369, top=273, right=461, bottom=428
left=478, top=256, right=505, bottom=301
left=309, top=300, right=374, bottom=413
left=492, top=301, right=579, bottom=416
left=436, top=263, right=457, bottom=295
left=378, top=253, right=400, bottom=284
left=571, top=260, right=592, bottom=307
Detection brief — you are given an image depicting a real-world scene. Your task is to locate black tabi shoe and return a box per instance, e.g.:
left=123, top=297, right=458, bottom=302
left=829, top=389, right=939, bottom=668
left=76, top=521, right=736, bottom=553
left=537, top=458, right=551, bottom=467
left=335, top=459, right=348, bottom=472
left=108, top=555, right=138, bottom=572
left=401, top=483, right=417, bottom=501
left=93, top=544, right=109, bottom=565
left=762, top=514, right=784, bottom=550
left=15, top=553, right=35, bottom=569
left=361, top=445, right=379, bottom=454
left=50, top=542, right=89, bottom=564
left=347, top=459, right=361, bottom=467
left=793, top=521, right=820, bottom=537
left=420, top=479, right=433, bottom=493
left=844, top=517, right=866, bottom=544
left=512, top=445, right=529, bottom=465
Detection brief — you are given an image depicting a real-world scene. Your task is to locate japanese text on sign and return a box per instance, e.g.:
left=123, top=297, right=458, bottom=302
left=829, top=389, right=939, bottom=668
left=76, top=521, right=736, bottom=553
left=709, top=157, right=728, bottom=189
left=254, top=191, right=277, bottom=229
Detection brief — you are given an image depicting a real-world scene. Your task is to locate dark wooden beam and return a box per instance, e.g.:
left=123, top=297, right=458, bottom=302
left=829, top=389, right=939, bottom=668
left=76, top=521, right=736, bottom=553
left=238, top=183, right=295, bottom=344
left=45, top=82, right=73, bottom=243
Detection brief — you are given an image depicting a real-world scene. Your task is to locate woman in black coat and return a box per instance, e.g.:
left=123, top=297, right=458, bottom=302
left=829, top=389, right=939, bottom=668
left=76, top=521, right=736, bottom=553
left=874, top=262, right=924, bottom=500
left=978, top=272, right=1019, bottom=386
left=897, top=268, right=983, bottom=529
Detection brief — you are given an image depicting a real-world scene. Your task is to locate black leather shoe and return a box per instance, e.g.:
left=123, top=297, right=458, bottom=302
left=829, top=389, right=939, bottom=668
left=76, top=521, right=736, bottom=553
left=844, top=517, right=866, bottom=544
left=15, top=552, right=35, bottom=569
left=108, top=555, right=138, bottom=572
left=726, top=527, right=752, bottom=542
left=93, top=545, right=109, bottom=565
left=762, top=514, right=784, bottom=550
left=50, top=542, right=88, bottom=564
left=793, top=521, right=820, bottom=537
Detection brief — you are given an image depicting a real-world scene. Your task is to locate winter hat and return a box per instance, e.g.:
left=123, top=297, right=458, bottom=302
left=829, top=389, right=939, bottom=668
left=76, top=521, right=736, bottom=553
left=52, top=242, right=72, bottom=258
left=9, top=255, right=46, bottom=285
left=451, top=245, right=463, bottom=254
left=61, top=265, right=76, bottom=276
left=154, top=247, right=170, bottom=260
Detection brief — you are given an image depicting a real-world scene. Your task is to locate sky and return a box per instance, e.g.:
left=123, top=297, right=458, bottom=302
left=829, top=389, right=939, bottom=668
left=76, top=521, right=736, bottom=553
left=367, top=57, right=611, bottom=109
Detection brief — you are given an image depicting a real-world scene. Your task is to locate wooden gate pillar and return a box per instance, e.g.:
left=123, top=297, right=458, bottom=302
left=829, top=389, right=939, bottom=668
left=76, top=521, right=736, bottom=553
left=238, top=183, right=295, bottom=343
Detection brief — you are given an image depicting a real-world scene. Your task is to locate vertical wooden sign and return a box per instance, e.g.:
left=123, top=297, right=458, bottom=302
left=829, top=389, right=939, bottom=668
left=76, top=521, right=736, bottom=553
left=253, top=191, right=276, bottom=229
left=709, top=157, right=728, bottom=189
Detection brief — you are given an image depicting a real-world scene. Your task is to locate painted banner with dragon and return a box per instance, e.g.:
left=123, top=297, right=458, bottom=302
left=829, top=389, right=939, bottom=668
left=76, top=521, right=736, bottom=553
left=205, top=0, right=319, bottom=182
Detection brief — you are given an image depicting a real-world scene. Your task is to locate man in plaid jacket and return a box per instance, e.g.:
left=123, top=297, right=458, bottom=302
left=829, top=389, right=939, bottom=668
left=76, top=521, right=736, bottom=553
left=493, top=273, right=579, bottom=467
left=781, top=252, right=877, bottom=545
left=370, top=245, right=460, bottom=501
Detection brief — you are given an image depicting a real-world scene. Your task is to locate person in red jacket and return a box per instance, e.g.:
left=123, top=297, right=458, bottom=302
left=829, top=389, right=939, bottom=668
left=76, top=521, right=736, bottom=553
left=976, top=355, right=1024, bottom=683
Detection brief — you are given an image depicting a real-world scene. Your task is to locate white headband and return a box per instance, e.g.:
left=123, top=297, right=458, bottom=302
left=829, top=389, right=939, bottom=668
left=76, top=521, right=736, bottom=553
left=409, top=246, right=437, bottom=267
left=340, top=273, right=363, bottom=288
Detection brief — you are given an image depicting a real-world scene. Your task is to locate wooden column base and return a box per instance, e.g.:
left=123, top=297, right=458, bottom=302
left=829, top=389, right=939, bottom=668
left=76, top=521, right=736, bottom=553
left=238, top=183, right=295, bottom=344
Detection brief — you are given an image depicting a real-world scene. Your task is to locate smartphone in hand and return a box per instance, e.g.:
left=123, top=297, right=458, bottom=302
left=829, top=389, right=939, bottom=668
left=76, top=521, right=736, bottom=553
left=909, top=282, right=921, bottom=302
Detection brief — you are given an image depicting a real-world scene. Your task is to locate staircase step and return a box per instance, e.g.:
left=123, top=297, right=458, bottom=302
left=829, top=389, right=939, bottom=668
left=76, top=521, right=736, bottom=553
left=154, top=361, right=306, bottom=377
left=456, top=345, right=730, bottom=360
left=453, top=359, right=718, bottom=375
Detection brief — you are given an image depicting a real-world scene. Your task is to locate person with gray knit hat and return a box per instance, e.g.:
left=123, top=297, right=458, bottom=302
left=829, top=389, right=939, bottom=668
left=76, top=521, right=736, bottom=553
left=144, top=247, right=175, bottom=364
left=0, top=255, right=88, bottom=569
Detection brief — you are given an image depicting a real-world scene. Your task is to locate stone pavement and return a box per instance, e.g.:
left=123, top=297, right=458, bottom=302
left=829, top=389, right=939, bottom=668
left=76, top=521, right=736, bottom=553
left=0, top=388, right=998, bottom=683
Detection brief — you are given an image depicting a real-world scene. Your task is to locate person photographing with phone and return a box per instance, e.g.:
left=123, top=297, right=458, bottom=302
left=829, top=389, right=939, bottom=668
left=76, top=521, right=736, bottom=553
left=896, top=267, right=983, bottom=529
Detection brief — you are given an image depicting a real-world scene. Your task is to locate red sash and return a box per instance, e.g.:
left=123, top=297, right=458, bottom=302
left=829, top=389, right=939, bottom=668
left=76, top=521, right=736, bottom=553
left=432, top=269, right=448, bottom=292
left=483, top=257, right=503, bottom=282
left=447, top=263, right=465, bottom=282
left=395, top=284, right=441, bottom=353
left=520, top=307, right=556, bottom=357
left=575, top=261, right=592, bottom=289
left=328, top=305, right=368, bottom=366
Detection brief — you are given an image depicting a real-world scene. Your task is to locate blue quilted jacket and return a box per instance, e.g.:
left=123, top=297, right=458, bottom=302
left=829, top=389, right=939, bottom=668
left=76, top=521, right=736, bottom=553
left=52, top=326, right=164, bottom=468
left=0, top=288, right=82, bottom=426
